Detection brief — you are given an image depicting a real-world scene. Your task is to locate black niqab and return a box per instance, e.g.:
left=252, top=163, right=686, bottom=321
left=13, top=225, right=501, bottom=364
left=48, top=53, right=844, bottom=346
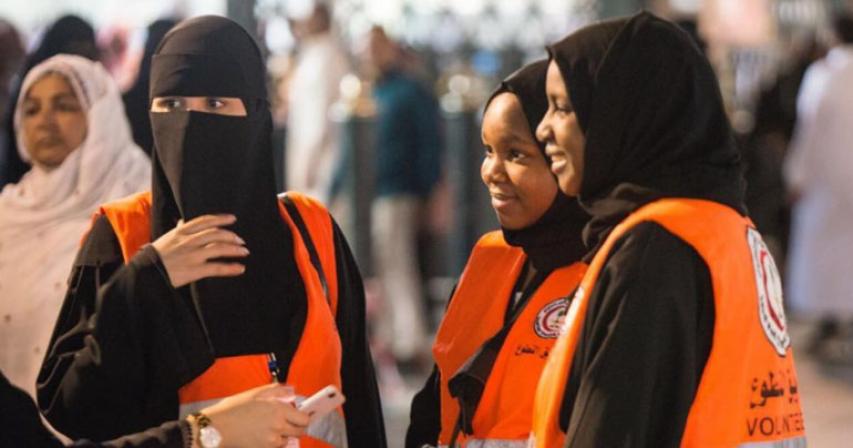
left=484, top=60, right=588, bottom=271
left=547, top=12, right=746, bottom=253
left=149, top=16, right=303, bottom=357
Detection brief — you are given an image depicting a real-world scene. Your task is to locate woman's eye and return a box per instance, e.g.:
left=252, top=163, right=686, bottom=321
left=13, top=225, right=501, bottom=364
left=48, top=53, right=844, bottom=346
left=56, top=101, right=80, bottom=112
left=508, top=149, right=524, bottom=160
left=207, top=98, right=225, bottom=109
left=158, top=99, right=182, bottom=110
left=22, top=103, right=39, bottom=116
left=483, top=146, right=494, bottom=156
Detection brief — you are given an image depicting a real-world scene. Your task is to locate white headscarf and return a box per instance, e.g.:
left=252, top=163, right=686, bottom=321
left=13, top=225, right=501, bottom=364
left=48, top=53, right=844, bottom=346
left=0, top=55, right=150, bottom=397
left=1, top=54, right=150, bottom=228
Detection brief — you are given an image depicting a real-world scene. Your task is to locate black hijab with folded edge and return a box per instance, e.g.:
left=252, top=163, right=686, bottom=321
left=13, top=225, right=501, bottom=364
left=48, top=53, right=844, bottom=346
left=484, top=60, right=588, bottom=272
left=149, top=16, right=305, bottom=358
left=547, top=12, right=746, bottom=254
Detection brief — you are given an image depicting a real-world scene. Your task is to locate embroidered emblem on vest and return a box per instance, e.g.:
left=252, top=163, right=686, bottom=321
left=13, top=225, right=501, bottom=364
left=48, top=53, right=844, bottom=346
left=747, top=227, right=790, bottom=356
left=535, top=298, right=570, bottom=339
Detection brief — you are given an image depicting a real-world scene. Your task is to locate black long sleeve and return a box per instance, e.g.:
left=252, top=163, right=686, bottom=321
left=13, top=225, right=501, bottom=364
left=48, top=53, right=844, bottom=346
left=331, top=221, right=387, bottom=447
left=406, top=364, right=442, bottom=448
left=37, top=216, right=213, bottom=441
left=560, top=222, right=715, bottom=448
left=2, top=367, right=187, bottom=448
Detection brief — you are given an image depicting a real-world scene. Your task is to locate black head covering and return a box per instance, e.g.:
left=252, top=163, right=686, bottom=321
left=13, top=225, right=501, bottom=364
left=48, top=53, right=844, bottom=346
left=123, top=18, right=178, bottom=153
left=484, top=60, right=588, bottom=271
left=547, top=12, right=746, bottom=253
left=1, top=15, right=98, bottom=186
left=26, top=15, right=98, bottom=71
left=149, top=16, right=304, bottom=357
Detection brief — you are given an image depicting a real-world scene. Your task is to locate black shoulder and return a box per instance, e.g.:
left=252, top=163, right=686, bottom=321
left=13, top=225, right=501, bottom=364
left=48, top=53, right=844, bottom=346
left=73, top=215, right=123, bottom=267
left=604, top=221, right=709, bottom=280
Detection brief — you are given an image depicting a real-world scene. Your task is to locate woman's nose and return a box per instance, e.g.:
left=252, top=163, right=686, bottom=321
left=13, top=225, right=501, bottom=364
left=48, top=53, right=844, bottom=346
left=535, top=114, right=550, bottom=143
left=482, top=156, right=506, bottom=184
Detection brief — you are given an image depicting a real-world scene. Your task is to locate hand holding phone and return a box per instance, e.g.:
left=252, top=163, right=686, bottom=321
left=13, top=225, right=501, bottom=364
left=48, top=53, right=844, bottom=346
left=297, top=385, right=346, bottom=423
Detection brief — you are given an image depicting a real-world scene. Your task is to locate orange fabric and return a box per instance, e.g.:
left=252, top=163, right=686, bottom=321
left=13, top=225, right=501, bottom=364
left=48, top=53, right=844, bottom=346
left=98, top=191, right=343, bottom=448
left=531, top=199, right=805, bottom=447
left=434, top=231, right=586, bottom=446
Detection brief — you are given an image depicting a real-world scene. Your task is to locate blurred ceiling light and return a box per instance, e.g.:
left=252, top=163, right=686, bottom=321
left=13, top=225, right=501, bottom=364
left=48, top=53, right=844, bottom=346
left=700, top=0, right=776, bottom=46
left=670, top=0, right=701, bottom=14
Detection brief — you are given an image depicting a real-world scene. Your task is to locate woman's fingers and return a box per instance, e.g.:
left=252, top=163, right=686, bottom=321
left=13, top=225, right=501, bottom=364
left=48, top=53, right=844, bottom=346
left=197, top=242, right=250, bottom=261
left=279, top=404, right=310, bottom=429
left=179, top=214, right=236, bottom=234
left=198, top=262, right=246, bottom=279
left=186, top=227, right=245, bottom=247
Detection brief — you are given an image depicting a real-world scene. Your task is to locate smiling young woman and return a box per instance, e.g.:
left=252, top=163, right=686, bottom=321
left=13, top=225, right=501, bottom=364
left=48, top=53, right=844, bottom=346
left=530, top=12, right=806, bottom=448
left=407, top=60, right=589, bottom=448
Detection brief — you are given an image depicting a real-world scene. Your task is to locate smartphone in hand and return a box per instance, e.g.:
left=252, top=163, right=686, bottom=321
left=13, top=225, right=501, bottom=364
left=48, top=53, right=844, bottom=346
left=297, top=385, right=346, bottom=423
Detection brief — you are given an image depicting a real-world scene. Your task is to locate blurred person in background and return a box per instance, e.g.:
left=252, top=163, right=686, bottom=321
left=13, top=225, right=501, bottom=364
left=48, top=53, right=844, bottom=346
left=1, top=14, right=98, bottom=188
left=2, top=371, right=311, bottom=448
left=0, top=19, right=25, bottom=183
left=37, top=16, right=385, bottom=447
left=407, top=61, right=588, bottom=448
left=122, top=18, right=178, bottom=154
left=97, top=24, right=132, bottom=90
left=0, top=55, right=150, bottom=399
left=363, top=25, right=442, bottom=370
left=531, top=13, right=804, bottom=447
left=785, top=11, right=853, bottom=362
left=286, top=2, right=350, bottom=204
left=745, top=34, right=825, bottom=266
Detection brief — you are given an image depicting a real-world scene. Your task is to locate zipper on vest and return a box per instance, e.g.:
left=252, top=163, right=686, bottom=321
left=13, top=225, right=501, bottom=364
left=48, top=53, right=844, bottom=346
left=267, top=352, right=282, bottom=382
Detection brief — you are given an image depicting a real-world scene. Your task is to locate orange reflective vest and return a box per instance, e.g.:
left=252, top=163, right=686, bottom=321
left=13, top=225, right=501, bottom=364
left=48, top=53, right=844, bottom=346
left=97, top=191, right=346, bottom=448
left=434, top=231, right=586, bottom=448
left=530, top=199, right=806, bottom=448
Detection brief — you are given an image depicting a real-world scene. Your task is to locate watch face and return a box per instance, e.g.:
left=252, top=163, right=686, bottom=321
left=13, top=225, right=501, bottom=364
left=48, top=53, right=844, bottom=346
left=200, top=426, right=223, bottom=448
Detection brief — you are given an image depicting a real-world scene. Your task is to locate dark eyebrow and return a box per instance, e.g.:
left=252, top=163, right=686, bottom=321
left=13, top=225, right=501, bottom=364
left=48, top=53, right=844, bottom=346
left=53, top=92, right=79, bottom=101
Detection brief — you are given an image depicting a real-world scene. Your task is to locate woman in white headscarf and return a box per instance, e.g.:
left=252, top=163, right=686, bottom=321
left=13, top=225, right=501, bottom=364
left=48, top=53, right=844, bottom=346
left=0, top=54, right=150, bottom=397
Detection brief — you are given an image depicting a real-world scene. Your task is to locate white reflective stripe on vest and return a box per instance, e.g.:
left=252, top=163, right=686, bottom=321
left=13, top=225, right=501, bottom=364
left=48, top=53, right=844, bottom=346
left=180, top=397, right=348, bottom=448
left=438, top=439, right=527, bottom=448
left=308, top=407, right=348, bottom=448
left=738, top=437, right=807, bottom=448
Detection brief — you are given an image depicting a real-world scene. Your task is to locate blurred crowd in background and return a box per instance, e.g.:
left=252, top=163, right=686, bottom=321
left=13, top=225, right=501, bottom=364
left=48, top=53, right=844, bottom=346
left=1, top=0, right=852, bottom=445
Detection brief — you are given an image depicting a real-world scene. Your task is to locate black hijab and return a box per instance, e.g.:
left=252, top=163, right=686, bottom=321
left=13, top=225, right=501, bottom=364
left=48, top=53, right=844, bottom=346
left=1, top=15, right=97, bottom=186
left=547, top=12, right=746, bottom=252
left=485, top=60, right=588, bottom=272
left=123, top=18, right=177, bottom=153
left=149, top=16, right=304, bottom=357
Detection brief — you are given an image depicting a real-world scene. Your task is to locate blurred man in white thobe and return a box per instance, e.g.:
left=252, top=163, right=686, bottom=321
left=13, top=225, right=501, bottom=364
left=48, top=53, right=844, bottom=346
left=785, top=12, right=853, bottom=358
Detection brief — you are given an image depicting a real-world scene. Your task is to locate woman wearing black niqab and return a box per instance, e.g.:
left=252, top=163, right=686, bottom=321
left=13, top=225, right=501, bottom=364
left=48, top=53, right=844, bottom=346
left=37, top=16, right=385, bottom=447
left=530, top=12, right=805, bottom=448
left=406, top=60, right=589, bottom=448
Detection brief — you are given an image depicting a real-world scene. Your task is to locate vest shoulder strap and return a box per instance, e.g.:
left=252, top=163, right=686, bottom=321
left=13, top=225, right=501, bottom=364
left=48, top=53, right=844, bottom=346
left=96, top=191, right=153, bottom=261
left=278, top=192, right=337, bottom=312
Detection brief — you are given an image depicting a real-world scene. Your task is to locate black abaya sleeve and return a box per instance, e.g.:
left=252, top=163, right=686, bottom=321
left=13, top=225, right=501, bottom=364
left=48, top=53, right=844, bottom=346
left=330, top=221, right=388, bottom=447
left=37, top=215, right=213, bottom=441
left=559, top=222, right=715, bottom=448
left=405, top=365, right=441, bottom=448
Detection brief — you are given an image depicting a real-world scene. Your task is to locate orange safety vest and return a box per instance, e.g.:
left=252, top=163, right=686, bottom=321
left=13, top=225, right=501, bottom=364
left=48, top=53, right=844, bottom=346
left=434, top=231, right=586, bottom=448
left=530, top=199, right=806, bottom=448
left=97, top=191, right=346, bottom=448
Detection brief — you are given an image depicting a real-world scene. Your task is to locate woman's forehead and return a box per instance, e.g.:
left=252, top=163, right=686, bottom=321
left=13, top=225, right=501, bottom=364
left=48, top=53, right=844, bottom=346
left=483, top=94, right=536, bottom=144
